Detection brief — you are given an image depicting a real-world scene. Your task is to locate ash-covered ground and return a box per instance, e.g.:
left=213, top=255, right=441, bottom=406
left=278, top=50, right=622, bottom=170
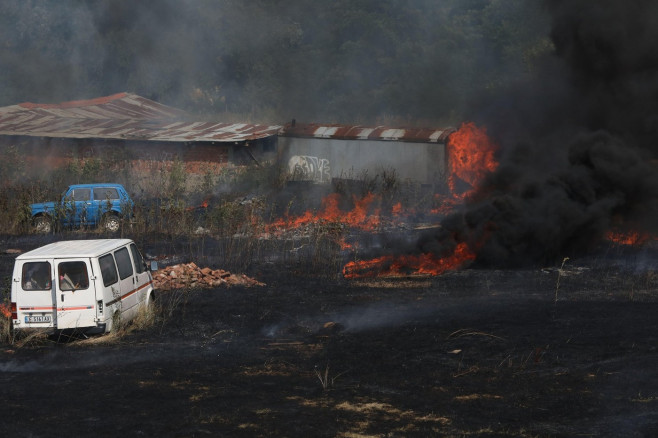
left=1, top=235, right=658, bottom=437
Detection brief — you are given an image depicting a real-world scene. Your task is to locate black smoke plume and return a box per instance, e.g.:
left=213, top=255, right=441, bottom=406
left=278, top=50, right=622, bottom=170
left=420, top=0, right=658, bottom=267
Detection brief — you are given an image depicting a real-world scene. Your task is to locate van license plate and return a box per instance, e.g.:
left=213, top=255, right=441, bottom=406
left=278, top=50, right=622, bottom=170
left=25, top=315, right=51, bottom=323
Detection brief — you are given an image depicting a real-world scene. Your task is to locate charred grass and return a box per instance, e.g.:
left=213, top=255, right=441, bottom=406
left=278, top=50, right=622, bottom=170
left=4, top=156, right=658, bottom=434
left=3, top=252, right=658, bottom=435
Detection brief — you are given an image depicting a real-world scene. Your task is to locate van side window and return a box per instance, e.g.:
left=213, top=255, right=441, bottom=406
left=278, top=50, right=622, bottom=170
left=114, top=247, right=133, bottom=280
left=99, top=254, right=119, bottom=287
left=130, top=243, right=145, bottom=274
left=58, top=261, right=89, bottom=291
left=22, top=262, right=52, bottom=290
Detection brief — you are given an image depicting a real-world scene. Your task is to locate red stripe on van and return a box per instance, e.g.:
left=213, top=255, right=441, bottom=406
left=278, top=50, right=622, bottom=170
left=20, top=306, right=94, bottom=311
left=122, top=280, right=152, bottom=300
left=57, top=306, right=94, bottom=311
left=21, top=281, right=153, bottom=310
left=106, top=281, right=153, bottom=306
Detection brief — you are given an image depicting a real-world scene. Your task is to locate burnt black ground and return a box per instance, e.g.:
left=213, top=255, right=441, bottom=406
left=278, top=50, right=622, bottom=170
left=2, top=237, right=658, bottom=437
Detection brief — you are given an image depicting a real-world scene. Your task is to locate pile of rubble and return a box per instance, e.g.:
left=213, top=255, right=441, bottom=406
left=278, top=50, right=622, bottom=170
left=152, top=262, right=265, bottom=290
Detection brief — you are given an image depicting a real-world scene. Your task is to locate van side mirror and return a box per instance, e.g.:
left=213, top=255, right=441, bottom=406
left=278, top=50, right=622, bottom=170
left=150, top=261, right=158, bottom=271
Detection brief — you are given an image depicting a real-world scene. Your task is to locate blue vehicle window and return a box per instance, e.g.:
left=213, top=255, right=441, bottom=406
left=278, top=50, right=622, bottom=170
left=99, top=254, right=118, bottom=287
left=93, top=188, right=119, bottom=201
left=71, top=188, right=91, bottom=202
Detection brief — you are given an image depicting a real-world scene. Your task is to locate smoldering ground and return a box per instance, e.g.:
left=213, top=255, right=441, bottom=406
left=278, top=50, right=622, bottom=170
left=5, top=248, right=658, bottom=436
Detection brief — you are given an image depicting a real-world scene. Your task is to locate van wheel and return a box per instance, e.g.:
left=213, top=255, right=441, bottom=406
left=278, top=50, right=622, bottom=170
left=146, top=291, right=156, bottom=308
left=34, top=216, right=52, bottom=233
left=109, top=311, right=121, bottom=333
left=103, top=214, right=121, bottom=233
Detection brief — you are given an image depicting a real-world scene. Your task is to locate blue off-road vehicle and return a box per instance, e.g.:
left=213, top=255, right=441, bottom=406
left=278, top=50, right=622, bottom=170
left=31, top=183, right=134, bottom=233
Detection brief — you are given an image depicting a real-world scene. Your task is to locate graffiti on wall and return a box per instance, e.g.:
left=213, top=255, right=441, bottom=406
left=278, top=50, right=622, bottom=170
left=288, top=155, right=331, bottom=183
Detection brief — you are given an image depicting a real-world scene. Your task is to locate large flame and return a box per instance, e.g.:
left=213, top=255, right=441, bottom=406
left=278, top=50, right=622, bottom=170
left=342, top=242, right=476, bottom=279
left=264, top=122, right=499, bottom=279
left=267, top=122, right=499, bottom=236
left=340, top=122, right=498, bottom=279
left=605, top=229, right=652, bottom=246
left=447, top=122, right=499, bottom=197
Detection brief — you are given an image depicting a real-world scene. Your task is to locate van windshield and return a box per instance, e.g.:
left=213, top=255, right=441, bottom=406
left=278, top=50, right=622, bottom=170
left=22, top=262, right=52, bottom=291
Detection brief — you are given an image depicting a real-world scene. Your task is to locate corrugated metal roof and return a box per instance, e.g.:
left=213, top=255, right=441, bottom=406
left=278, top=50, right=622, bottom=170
left=280, top=122, right=454, bottom=143
left=0, top=92, right=282, bottom=143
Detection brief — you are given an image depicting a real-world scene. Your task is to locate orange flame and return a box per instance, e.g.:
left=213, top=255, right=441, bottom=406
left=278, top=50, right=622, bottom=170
left=268, top=192, right=381, bottom=232
left=605, top=230, right=651, bottom=246
left=269, top=122, right=501, bottom=280
left=268, top=123, right=500, bottom=235
left=342, top=242, right=476, bottom=279
left=431, top=193, right=463, bottom=215
left=186, top=198, right=209, bottom=211
left=0, top=303, right=11, bottom=318
left=339, top=122, right=499, bottom=279
left=447, top=122, right=499, bottom=197
left=337, top=236, right=355, bottom=250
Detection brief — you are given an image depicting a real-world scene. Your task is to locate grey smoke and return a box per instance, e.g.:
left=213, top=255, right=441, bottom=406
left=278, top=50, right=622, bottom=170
left=330, top=301, right=435, bottom=333
left=262, top=301, right=438, bottom=337
left=0, top=1, right=549, bottom=123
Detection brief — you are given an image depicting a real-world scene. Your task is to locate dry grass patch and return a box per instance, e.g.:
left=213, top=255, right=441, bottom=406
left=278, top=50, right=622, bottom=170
left=335, top=400, right=451, bottom=425
left=454, top=393, right=503, bottom=402
left=237, top=423, right=259, bottom=430
left=337, top=431, right=380, bottom=438
left=241, top=360, right=303, bottom=377
left=333, top=400, right=451, bottom=437
left=76, top=331, right=122, bottom=345
left=11, top=329, right=50, bottom=348
left=189, top=386, right=211, bottom=402
left=77, top=301, right=159, bottom=346
left=170, top=379, right=192, bottom=390
left=349, top=279, right=432, bottom=288
left=285, top=395, right=333, bottom=409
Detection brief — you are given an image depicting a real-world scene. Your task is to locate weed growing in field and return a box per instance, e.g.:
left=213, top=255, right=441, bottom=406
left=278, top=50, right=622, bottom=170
left=314, top=363, right=348, bottom=390
left=554, top=257, right=569, bottom=305
left=154, top=288, right=193, bottom=332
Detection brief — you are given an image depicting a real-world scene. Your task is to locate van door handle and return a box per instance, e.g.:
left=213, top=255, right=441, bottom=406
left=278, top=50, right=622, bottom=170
left=61, top=294, right=64, bottom=301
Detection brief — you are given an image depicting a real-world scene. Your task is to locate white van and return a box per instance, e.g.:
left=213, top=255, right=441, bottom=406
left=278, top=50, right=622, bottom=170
left=10, top=239, right=157, bottom=335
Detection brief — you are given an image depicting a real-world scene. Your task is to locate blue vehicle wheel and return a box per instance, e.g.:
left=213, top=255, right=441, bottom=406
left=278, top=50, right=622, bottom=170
left=103, top=213, right=121, bottom=233
left=34, top=216, right=52, bottom=233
